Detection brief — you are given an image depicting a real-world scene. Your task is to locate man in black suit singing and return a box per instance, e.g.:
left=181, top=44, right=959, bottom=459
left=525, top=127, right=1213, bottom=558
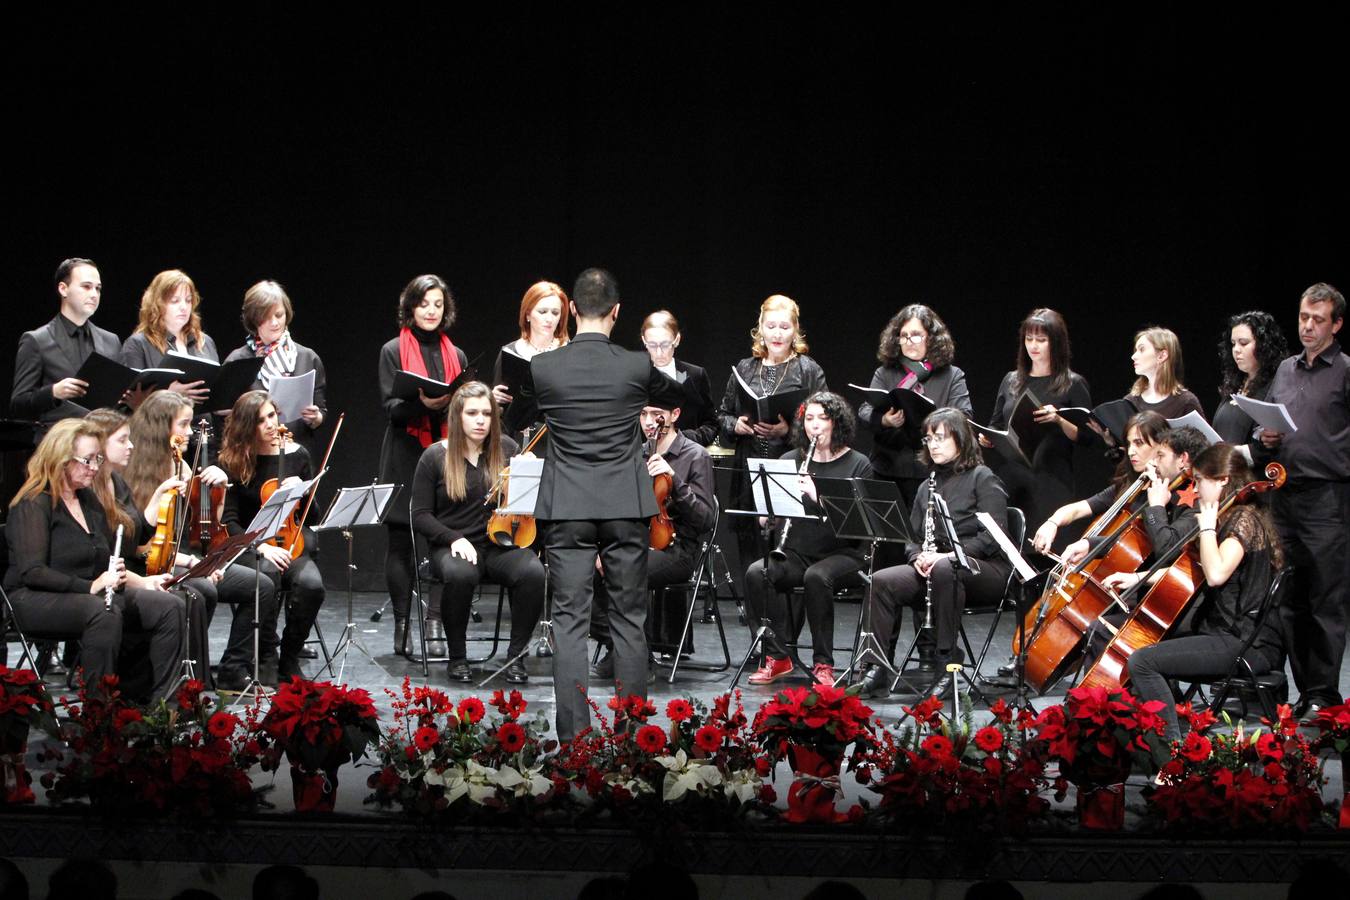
left=10, top=258, right=121, bottom=430
left=530, top=268, right=684, bottom=741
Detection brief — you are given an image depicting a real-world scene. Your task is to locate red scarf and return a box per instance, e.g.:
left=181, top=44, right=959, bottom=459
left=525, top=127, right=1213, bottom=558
left=399, top=327, right=462, bottom=448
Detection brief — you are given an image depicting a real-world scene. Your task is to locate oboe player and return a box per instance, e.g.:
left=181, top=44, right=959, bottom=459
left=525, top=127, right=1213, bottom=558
left=857, top=408, right=1010, bottom=700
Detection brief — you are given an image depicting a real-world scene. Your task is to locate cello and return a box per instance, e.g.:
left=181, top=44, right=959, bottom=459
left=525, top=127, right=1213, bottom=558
left=485, top=424, right=548, bottom=548
left=1078, top=462, right=1286, bottom=691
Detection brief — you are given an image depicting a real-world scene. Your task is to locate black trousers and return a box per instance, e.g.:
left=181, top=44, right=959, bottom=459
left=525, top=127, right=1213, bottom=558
left=1128, top=632, right=1278, bottom=742
left=591, top=543, right=697, bottom=654
left=1272, top=481, right=1350, bottom=706
left=868, top=555, right=1011, bottom=659
left=186, top=560, right=278, bottom=683
left=386, top=525, right=416, bottom=621
left=430, top=543, right=545, bottom=661
left=241, top=550, right=325, bottom=671
left=544, top=518, right=649, bottom=742
left=744, top=550, right=865, bottom=666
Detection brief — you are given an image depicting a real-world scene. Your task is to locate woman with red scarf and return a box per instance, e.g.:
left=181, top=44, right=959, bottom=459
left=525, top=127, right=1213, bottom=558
left=378, top=274, right=467, bottom=655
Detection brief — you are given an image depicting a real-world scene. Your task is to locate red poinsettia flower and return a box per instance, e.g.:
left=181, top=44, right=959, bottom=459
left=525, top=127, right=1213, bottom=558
left=974, top=725, right=1004, bottom=753
left=666, top=698, right=694, bottom=722
left=207, top=711, right=239, bottom=739
left=496, top=721, right=526, bottom=753
left=634, top=724, right=666, bottom=754
left=457, top=697, right=485, bottom=724
left=694, top=725, right=724, bottom=752
left=413, top=726, right=439, bottom=752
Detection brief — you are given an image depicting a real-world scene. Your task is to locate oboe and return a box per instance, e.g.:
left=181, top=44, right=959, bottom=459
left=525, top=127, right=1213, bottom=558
left=770, top=434, right=818, bottom=560
left=105, top=524, right=124, bottom=611
left=921, top=470, right=937, bottom=630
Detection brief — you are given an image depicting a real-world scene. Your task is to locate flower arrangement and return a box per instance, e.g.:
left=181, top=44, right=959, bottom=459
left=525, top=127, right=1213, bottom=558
left=40, top=676, right=261, bottom=817
left=1146, top=704, right=1327, bottom=833
left=366, top=678, right=559, bottom=819
left=0, top=665, right=58, bottom=804
left=257, top=676, right=380, bottom=812
left=871, top=697, right=1050, bottom=834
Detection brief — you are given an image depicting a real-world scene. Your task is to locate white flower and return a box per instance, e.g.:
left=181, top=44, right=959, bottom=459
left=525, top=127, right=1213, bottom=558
left=464, top=759, right=500, bottom=805
left=490, top=763, right=553, bottom=798
left=722, top=767, right=764, bottom=804
left=422, top=763, right=468, bottom=804
left=656, top=750, right=724, bottom=802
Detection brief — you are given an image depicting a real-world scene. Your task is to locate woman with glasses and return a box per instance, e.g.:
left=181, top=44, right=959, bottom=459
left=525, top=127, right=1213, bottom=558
left=4, top=418, right=185, bottom=700
left=491, top=280, right=569, bottom=441
left=638, top=310, right=717, bottom=447
left=858, top=304, right=972, bottom=512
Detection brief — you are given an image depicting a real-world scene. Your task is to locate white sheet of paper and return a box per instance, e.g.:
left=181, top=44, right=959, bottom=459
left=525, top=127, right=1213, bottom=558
left=268, top=370, right=316, bottom=424
left=1165, top=411, right=1222, bottom=445
left=745, top=457, right=808, bottom=518
left=976, top=512, right=1038, bottom=582
left=1233, top=394, right=1298, bottom=433
left=502, top=457, right=542, bottom=515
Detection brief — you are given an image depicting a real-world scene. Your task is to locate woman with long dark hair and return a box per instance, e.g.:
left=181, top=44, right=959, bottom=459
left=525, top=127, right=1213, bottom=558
left=410, top=381, right=545, bottom=684
left=858, top=304, right=972, bottom=511
left=1213, top=311, right=1289, bottom=453
left=378, top=274, right=468, bottom=655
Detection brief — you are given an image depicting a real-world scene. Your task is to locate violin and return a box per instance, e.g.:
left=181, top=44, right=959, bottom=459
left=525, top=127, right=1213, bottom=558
left=1078, top=462, right=1286, bottom=692
left=260, top=424, right=304, bottom=554
left=184, top=418, right=228, bottom=553
left=485, top=424, right=548, bottom=548
left=145, top=435, right=186, bottom=576
left=647, top=415, right=676, bottom=551
left=280, top=413, right=343, bottom=559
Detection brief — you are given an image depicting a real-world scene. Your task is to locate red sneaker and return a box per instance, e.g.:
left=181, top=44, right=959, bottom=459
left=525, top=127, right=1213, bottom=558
left=748, top=656, right=793, bottom=685
left=812, top=663, right=835, bottom=687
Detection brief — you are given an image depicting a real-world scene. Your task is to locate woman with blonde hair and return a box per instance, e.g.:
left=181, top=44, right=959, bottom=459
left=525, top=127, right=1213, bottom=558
left=120, top=269, right=220, bottom=407
left=4, top=418, right=185, bottom=700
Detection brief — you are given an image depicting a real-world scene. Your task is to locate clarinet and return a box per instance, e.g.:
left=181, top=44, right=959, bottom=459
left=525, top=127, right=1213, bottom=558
left=770, top=434, right=818, bottom=560
left=921, top=470, right=937, bottom=630
left=105, top=524, right=124, bottom=611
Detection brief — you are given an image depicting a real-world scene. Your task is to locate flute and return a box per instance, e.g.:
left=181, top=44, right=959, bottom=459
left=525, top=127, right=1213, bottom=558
left=105, top=524, right=124, bottom=611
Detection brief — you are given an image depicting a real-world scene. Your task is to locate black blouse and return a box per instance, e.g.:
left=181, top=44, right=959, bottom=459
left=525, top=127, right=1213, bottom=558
left=906, top=464, right=1009, bottom=563
left=411, top=436, right=520, bottom=551
left=1190, top=505, right=1280, bottom=656
left=782, top=448, right=874, bottom=561
left=221, top=446, right=315, bottom=537
left=4, top=490, right=113, bottom=595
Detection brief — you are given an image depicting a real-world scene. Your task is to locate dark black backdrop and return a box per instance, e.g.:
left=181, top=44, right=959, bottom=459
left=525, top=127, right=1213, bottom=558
left=7, top=9, right=1346, bottom=586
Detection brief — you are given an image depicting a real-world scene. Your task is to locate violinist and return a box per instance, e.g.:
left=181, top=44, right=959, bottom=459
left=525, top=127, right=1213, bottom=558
left=124, top=391, right=274, bottom=690
left=639, top=310, right=719, bottom=447
left=378, top=275, right=467, bottom=656
left=590, top=399, right=716, bottom=681
left=222, top=280, right=328, bottom=458
left=1126, top=442, right=1285, bottom=743
left=745, top=391, right=872, bottom=688
left=4, top=419, right=185, bottom=701
left=857, top=409, right=1010, bottom=700
left=858, top=304, right=972, bottom=511
left=491, top=280, right=568, bottom=439
left=120, top=269, right=220, bottom=408
left=218, top=390, right=326, bottom=683
left=410, top=382, right=544, bottom=684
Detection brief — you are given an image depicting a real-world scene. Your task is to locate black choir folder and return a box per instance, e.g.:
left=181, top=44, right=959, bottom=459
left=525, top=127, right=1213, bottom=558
left=392, top=365, right=478, bottom=401
left=157, top=352, right=266, bottom=411
left=731, top=368, right=809, bottom=425
left=1054, top=398, right=1137, bottom=445
left=847, top=382, right=936, bottom=440
left=75, top=352, right=184, bottom=411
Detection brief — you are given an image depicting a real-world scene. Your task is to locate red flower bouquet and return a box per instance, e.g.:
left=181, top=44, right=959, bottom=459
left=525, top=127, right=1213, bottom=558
left=0, top=665, right=58, bottom=804
left=258, top=676, right=380, bottom=812
left=1309, top=700, right=1350, bottom=828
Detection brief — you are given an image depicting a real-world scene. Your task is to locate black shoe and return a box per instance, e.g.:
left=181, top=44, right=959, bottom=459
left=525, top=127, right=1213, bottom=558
left=425, top=618, right=448, bottom=657
left=299, top=646, right=318, bottom=660
left=917, top=650, right=939, bottom=673
left=393, top=617, right=408, bottom=656
left=591, top=648, right=615, bottom=680
left=858, top=665, right=889, bottom=699
left=928, top=670, right=957, bottom=701
left=278, top=655, right=304, bottom=681
left=215, top=669, right=249, bottom=693
left=448, top=661, right=472, bottom=683
left=997, top=659, right=1018, bottom=678
left=505, top=660, right=529, bottom=684
left=647, top=665, right=657, bottom=686
left=1293, top=696, right=1315, bottom=719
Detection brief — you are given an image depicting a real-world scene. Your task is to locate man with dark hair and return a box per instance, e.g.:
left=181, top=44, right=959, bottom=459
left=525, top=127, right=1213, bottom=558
left=527, top=268, right=683, bottom=741
left=10, top=258, right=121, bottom=430
left=1258, top=281, right=1349, bottom=721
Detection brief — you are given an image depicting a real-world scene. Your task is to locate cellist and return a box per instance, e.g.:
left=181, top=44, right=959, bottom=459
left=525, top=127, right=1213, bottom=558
left=409, top=381, right=544, bottom=684
left=1125, top=442, right=1285, bottom=743
left=589, top=398, right=715, bottom=682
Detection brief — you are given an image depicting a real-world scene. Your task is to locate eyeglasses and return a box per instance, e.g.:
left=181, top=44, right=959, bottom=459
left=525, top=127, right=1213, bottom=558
left=899, top=331, right=927, bottom=344
left=644, top=341, right=674, bottom=352
left=920, top=433, right=952, bottom=446
left=70, top=454, right=106, bottom=469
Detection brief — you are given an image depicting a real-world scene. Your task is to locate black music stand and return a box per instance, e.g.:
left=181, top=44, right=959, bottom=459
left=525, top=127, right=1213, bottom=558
left=314, top=482, right=398, bottom=682
left=810, top=476, right=915, bottom=687
left=158, top=528, right=258, bottom=695
left=725, top=458, right=821, bottom=688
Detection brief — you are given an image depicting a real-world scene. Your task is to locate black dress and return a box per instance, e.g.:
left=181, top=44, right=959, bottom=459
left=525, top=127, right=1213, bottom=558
left=222, top=340, right=329, bottom=458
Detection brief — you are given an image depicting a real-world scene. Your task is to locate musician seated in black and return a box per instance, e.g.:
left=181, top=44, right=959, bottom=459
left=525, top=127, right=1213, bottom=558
left=746, top=391, right=872, bottom=688
left=4, top=419, right=185, bottom=701
left=590, top=399, right=716, bottom=680
left=218, top=390, right=326, bottom=685
left=1126, top=443, right=1285, bottom=743
left=858, top=408, right=1011, bottom=700
left=411, top=381, right=545, bottom=684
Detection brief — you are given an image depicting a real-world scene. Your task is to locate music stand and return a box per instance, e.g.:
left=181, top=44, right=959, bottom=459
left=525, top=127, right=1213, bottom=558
left=477, top=457, right=546, bottom=687
left=974, top=511, right=1041, bottom=712
left=724, top=459, right=820, bottom=687
left=314, top=482, right=398, bottom=682
left=809, top=476, right=915, bottom=688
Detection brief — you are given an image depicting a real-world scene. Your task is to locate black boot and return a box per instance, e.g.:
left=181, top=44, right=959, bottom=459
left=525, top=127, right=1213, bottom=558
left=393, top=617, right=408, bottom=656
left=858, top=665, right=889, bottom=699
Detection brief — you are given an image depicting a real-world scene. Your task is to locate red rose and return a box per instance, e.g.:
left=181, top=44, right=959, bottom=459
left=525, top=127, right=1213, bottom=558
left=974, top=726, right=1004, bottom=753
left=988, top=698, right=1012, bottom=723
left=207, top=711, right=239, bottom=739
left=497, top=722, right=526, bottom=753
left=694, top=725, right=723, bottom=753
left=457, top=697, right=485, bottom=724
left=114, top=707, right=143, bottom=729
left=666, top=698, right=694, bottom=722
left=634, top=725, right=666, bottom=754
left=414, top=726, right=439, bottom=752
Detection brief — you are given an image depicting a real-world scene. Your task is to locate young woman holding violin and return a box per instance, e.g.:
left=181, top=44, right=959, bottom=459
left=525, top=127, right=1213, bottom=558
left=491, top=280, right=569, bottom=439
left=124, top=391, right=277, bottom=690
left=378, top=274, right=468, bottom=655
left=4, top=419, right=186, bottom=701
left=218, top=390, right=326, bottom=682
left=1125, top=442, right=1285, bottom=743
left=410, top=382, right=545, bottom=684
left=744, top=391, right=872, bottom=688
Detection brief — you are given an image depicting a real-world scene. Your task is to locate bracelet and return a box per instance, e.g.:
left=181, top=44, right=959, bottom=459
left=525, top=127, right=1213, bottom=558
left=1199, top=528, right=1216, bottom=534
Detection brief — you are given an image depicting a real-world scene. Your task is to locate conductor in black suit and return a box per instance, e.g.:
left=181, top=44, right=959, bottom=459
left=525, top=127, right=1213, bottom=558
left=10, top=258, right=121, bottom=430
left=530, top=268, right=684, bottom=741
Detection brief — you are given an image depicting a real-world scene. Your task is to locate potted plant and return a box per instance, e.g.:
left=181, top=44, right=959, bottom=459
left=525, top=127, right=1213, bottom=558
left=258, top=676, right=380, bottom=813
left=0, top=665, right=58, bottom=804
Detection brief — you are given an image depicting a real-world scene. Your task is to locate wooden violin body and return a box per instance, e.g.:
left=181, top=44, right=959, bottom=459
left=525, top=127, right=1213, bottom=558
left=647, top=414, right=675, bottom=551
left=261, top=425, right=305, bottom=556
left=486, top=425, right=546, bottom=548
left=144, top=436, right=186, bottom=576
